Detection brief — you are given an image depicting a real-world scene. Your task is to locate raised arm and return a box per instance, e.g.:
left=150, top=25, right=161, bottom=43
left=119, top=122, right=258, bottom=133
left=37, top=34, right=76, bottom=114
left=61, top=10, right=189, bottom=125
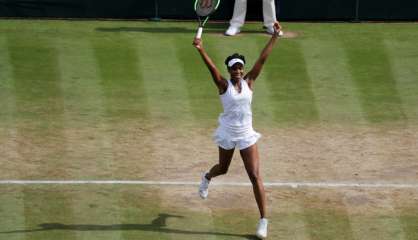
left=193, top=38, right=227, bottom=94
left=245, top=22, right=282, bottom=85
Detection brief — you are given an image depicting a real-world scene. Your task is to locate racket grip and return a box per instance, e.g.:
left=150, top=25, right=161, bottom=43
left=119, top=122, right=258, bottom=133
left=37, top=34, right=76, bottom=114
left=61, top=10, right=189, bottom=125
left=196, top=27, right=203, bottom=39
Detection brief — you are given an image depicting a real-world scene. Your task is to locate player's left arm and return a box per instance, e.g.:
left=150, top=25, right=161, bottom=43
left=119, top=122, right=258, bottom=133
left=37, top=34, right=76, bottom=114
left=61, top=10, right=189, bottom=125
left=245, top=22, right=282, bottom=89
left=193, top=38, right=228, bottom=93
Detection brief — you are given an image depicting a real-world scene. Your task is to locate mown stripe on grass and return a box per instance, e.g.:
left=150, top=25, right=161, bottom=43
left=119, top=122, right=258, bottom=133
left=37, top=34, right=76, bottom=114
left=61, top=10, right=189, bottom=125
left=396, top=208, right=418, bottom=240
left=6, top=35, right=74, bottom=178
left=0, top=36, right=22, bottom=179
left=6, top=36, right=67, bottom=131
left=91, top=34, right=153, bottom=181
left=392, top=190, right=418, bottom=240
left=20, top=187, right=77, bottom=239
left=0, top=36, right=16, bottom=127
left=91, top=35, right=149, bottom=121
left=341, top=34, right=406, bottom=124
left=1, top=36, right=33, bottom=240
left=82, top=187, right=126, bottom=240
left=6, top=35, right=76, bottom=239
left=174, top=35, right=221, bottom=124
left=301, top=39, right=366, bottom=125
left=55, top=37, right=116, bottom=180
left=262, top=39, right=320, bottom=125
left=91, top=34, right=152, bottom=187
left=116, top=187, right=172, bottom=240
left=210, top=209, right=257, bottom=240
left=157, top=188, right=219, bottom=240
left=136, top=35, right=194, bottom=124
left=302, top=191, right=355, bottom=240
left=191, top=206, right=217, bottom=240
left=55, top=37, right=108, bottom=126
left=8, top=33, right=74, bottom=239
left=272, top=192, right=310, bottom=240
left=0, top=188, right=76, bottom=239
left=0, top=188, right=25, bottom=240
left=343, top=191, right=407, bottom=240
left=0, top=38, right=25, bottom=240
left=384, top=39, right=418, bottom=124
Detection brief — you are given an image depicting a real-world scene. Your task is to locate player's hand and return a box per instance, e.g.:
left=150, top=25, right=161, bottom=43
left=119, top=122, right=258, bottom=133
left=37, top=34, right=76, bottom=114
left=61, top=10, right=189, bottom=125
left=193, top=38, right=203, bottom=50
left=201, top=0, right=211, bottom=8
left=273, top=22, right=282, bottom=37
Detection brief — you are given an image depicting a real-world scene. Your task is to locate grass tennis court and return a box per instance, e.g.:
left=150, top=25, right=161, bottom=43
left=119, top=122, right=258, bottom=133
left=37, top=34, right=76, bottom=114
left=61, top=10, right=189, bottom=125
left=0, top=20, right=418, bottom=239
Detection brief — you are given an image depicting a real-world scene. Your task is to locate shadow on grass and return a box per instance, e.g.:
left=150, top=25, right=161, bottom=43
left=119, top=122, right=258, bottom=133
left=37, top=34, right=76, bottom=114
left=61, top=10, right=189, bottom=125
left=0, top=213, right=257, bottom=239
left=95, top=23, right=228, bottom=34
left=96, top=26, right=194, bottom=33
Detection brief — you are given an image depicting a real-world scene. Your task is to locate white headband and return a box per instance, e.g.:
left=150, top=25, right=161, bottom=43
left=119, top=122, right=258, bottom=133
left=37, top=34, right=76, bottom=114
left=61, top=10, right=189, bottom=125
left=227, top=58, right=245, bottom=67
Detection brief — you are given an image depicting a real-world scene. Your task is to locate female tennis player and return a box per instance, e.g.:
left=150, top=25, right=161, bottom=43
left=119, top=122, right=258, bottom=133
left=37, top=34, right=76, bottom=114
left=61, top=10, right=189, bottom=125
left=193, top=22, right=282, bottom=239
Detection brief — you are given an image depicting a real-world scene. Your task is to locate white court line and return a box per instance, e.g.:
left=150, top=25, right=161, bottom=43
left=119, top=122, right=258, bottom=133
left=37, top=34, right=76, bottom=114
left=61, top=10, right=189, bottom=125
left=1, top=180, right=418, bottom=189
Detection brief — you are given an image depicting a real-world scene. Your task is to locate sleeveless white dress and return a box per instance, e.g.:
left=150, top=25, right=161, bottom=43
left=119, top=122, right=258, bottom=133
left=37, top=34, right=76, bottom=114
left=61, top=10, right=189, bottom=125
left=213, top=79, right=261, bottom=150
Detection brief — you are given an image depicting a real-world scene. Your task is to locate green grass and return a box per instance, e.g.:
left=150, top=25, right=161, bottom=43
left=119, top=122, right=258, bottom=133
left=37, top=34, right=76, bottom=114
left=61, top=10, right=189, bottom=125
left=1, top=20, right=418, bottom=240
left=263, top=37, right=320, bottom=124
left=1, top=20, right=418, bottom=127
left=91, top=34, right=149, bottom=121
left=1, top=186, right=417, bottom=240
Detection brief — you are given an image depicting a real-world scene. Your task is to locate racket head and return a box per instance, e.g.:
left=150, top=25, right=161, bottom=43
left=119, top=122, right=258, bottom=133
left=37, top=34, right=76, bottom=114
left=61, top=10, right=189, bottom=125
left=194, top=0, right=220, bottom=17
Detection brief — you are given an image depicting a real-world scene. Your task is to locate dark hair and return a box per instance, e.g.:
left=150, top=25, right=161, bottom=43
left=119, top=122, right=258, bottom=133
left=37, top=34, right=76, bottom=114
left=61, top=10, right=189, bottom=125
left=224, top=53, right=246, bottom=67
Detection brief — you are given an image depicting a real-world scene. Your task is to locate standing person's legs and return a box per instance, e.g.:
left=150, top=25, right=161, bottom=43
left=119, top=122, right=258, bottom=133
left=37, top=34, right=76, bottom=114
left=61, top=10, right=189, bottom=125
left=226, top=0, right=247, bottom=35
left=230, top=0, right=247, bottom=28
left=206, top=147, right=234, bottom=180
left=262, top=0, right=277, bottom=30
left=239, top=144, right=266, bottom=218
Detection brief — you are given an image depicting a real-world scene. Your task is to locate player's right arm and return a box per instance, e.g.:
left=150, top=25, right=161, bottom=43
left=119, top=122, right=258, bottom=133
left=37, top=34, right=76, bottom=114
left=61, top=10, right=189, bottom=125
left=193, top=38, right=228, bottom=94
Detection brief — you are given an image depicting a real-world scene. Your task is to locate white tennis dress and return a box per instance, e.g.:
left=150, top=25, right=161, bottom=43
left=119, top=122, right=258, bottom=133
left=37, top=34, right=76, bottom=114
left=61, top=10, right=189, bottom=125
left=213, top=79, right=261, bottom=150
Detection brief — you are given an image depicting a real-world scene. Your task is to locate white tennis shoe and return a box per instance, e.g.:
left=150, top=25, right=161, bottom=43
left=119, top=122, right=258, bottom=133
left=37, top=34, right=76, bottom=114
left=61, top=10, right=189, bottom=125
left=198, top=172, right=210, bottom=199
left=256, top=218, right=268, bottom=239
left=225, top=26, right=241, bottom=36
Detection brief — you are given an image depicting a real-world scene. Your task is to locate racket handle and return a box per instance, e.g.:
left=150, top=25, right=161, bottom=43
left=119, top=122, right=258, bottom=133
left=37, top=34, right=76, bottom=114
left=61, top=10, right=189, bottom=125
left=196, top=27, right=203, bottom=39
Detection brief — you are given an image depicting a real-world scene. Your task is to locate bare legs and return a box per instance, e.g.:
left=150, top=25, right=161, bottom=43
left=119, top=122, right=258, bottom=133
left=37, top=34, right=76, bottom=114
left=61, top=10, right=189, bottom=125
left=240, top=144, right=266, bottom=218
left=206, top=144, right=266, bottom=219
left=206, top=147, right=234, bottom=180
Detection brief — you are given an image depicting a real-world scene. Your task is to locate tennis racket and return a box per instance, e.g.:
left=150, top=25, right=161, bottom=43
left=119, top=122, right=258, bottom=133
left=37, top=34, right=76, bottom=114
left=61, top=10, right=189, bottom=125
left=194, top=0, right=220, bottom=39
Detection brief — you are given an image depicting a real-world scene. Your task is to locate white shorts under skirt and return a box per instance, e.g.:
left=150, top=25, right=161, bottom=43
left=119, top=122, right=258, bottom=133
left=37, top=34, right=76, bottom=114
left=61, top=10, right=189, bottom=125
left=213, top=126, right=261, bottom=150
